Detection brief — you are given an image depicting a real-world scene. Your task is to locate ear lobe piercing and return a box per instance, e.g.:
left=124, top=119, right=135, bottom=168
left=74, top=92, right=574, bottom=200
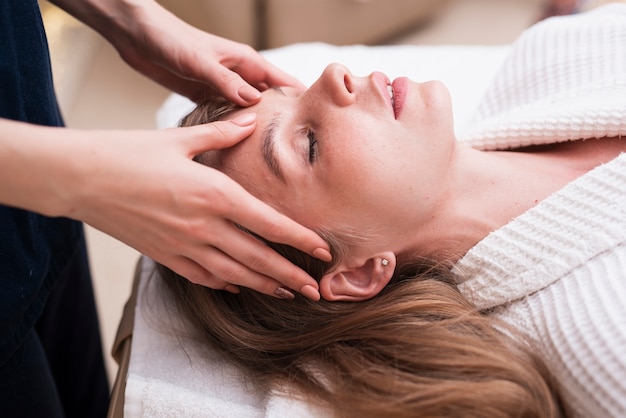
left=381, top=259, right=389, bottom=266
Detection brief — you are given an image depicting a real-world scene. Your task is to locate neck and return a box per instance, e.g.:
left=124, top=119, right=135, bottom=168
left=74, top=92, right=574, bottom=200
left=412, top=141, right=599, bottom=262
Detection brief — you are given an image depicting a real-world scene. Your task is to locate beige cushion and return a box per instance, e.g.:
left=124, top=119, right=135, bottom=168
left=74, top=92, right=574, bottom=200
left=158, top=0, right=449, bottom=48
left=263, top=0, right=448, bottom=48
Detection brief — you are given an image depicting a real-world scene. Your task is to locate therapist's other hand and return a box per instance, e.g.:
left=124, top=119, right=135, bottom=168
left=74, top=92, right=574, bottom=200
left=62, top=116, right=327, bottom=300
left=117, top=21, right=303, bottom=106
left=65, top=0, right=303, bottom=105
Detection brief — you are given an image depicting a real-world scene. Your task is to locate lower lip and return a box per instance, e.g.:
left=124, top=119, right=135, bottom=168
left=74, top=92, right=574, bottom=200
left=392, top=77, right=408, bottom=119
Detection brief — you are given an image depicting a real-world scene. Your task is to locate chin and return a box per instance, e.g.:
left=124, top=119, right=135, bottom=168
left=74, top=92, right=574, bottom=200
left=423, top=79, right=450, bottom=100
left=406, top=80, right=452, bottom=121
left=420, top=81, right=453, bottom=121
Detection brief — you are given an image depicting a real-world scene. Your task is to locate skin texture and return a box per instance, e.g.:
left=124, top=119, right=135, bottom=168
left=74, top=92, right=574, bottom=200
left=201, top=63, right=459, bottom=300
left=198, top=63, right=626, bottom=301
left=0, top=0, right=332, bottom=300
left=213, top=64, right=456, bottom=253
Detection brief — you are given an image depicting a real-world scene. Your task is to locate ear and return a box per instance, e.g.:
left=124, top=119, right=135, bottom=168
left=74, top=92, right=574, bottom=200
left=319, top=252, right=396, bottom=302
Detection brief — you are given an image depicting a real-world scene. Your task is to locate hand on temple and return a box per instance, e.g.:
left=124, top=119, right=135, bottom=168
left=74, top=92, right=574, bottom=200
left=0, top=116, right=328, bottom=299
left=73, top=116, right=327, bottom=299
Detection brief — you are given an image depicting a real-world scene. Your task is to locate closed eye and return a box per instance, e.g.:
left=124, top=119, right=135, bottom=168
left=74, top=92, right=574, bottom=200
left=307, top=129, right=318, bottom=163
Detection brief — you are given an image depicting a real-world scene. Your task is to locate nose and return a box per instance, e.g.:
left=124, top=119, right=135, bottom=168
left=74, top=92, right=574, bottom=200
left=311, top=63, right=355, bottom=107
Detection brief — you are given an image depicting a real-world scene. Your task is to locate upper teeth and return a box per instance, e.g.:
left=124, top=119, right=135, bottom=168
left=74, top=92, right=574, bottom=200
left=387, top=85, right=395, bottom=106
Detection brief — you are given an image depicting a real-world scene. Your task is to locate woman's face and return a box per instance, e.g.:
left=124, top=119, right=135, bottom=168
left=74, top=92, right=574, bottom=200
left=211, top=63, right=457, bottom=247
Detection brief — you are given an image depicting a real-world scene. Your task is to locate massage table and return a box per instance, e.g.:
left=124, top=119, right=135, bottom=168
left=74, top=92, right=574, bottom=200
left=107, top=41, right=512, bottom=417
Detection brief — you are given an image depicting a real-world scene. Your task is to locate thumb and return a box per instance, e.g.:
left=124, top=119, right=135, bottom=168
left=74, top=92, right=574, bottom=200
left=178, top=113, right=257, bottom=156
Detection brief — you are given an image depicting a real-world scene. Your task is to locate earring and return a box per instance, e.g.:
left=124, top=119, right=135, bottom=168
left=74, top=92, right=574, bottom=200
left=381, top=258, right=389, bottom=266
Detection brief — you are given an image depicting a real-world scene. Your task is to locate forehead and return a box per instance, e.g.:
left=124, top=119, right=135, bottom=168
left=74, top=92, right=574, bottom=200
left=206, top=93, right=286, bottom=184
left=241, top=86, right=303, bottom=117
left=217, top=86, right=304, bottom=165
left=222, top=87, right=298, bottom=144
left=212, top=87, right=317, bottom=208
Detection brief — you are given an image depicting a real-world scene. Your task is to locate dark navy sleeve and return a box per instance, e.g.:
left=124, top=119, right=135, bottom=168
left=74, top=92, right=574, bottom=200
left=0, top=0, right=83, bottom=363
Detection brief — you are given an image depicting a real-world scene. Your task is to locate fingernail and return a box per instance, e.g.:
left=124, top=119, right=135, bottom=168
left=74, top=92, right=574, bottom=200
left=312, top=248, right=332, bottom=262
left=300, top=284, right=320, bottom=301
left=230, top=113, right=256, bottom=126
left=274, top=286, right=295, bottom=300
left=224, top=285, right=240, bottom=294
left=237, top=85, right=262, bottom=102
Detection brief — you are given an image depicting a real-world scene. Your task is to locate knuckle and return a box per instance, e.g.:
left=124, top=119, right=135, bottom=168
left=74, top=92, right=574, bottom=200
left=179, top=265, right=205, bottom=285
left=215, top=265, right=243, bottom=286
left=194, top=179, right=234, bottom=218
left=207, top=121, right=229, bottom=138
left=216, top=67, right=241, bottom=86
left=227, top=44, right=255, bottom=62
left=263, top=220, right=287, bottom=242
left=185, top=268, right=225, bottom=289
left=244, top=251, right=271, bottom=273
left=239, top=44, right=256, bottom=55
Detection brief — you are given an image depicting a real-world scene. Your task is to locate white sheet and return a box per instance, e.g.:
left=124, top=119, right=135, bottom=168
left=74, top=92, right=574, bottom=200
left=127, top=42, right=511, bottom=417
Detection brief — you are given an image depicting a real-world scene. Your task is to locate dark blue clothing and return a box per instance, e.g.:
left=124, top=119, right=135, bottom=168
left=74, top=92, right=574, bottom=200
left=1, top=0, right=109, bottom=416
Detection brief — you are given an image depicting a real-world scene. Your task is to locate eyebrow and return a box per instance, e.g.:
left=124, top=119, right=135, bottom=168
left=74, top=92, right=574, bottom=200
left=262, top=116, right=286, bottom=182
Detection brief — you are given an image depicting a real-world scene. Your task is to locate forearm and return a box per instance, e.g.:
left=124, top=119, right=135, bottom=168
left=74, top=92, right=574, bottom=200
left=0, top=117, right=328, bottom=298
left=0, top=118, right=89, bottom=217
left=48, top=0, right=166, bottom=48
left=49, top=0, right=303, bottom=105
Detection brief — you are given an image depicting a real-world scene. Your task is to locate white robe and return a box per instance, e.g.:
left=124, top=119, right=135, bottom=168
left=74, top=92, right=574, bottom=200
left=455, top=5, right=626, bottom=417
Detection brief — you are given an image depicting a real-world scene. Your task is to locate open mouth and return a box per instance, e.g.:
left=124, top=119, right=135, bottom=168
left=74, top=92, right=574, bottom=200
left=387, top=84, right=395, bottom=111
left=372, top=72, right=400, bottom=119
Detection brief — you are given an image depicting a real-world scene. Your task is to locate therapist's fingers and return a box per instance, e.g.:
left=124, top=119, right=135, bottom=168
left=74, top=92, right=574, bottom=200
left=169, top=114, right=257, bottom=158
left=220, top=181, right=333, bottom=266
left=247, top=62, right=306, bottom=92
left=230, top=57, right=306, bottom=92
left=176, top=119, right=332, bottom=270
left=183, top=166, right=331, bottom=298
left=170, top=225, right=318, bottom=300
left=168, top=119, right=329, bottom=299
left=212, top=66, right=262, bottom=105
left=184, top=183, right=329, bottom=299
left=198, top=217, right=326, bottom=300
left=202, top=61, right=277, bottom=106
left=189, top=47, right=305, bottom=105
left=169, top=252, right=289, bottom=300
left=171, top=117, right=330, bottom=269
left=125, top=47, right=302, bottom=106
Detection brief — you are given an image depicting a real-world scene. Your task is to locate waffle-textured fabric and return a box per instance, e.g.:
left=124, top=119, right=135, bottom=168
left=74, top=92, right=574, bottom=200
left=456, top=5, right=626, bottom=417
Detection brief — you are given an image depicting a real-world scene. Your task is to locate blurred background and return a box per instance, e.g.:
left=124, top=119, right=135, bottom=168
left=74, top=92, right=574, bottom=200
left=40, top=0, right=603, bottom=383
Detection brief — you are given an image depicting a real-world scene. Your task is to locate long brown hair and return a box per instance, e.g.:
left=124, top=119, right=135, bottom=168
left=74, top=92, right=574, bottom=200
left=157, top=98, right=567, bottom=418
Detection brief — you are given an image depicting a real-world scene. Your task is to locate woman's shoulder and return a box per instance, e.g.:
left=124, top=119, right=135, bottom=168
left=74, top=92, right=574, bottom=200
left=490, top=235, right=626, bottom=418
left=455, top=153, right=626, bottom=311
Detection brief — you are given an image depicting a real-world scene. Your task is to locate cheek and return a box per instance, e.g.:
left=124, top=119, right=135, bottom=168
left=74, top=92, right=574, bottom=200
left=326, top=128, right=447, bottom=223
left=319, top=120, right=402, bottom=198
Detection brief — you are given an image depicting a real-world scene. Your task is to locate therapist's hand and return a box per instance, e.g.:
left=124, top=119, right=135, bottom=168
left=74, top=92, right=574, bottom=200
left=89, top=116, right=329, bottom=299
left=0, top=117, right=328, bottom=300
left=53, top=0, right=303, bottom=105
left=65, top=116, right=328, bottom=299
left=114, top=17, right=304, bottom=105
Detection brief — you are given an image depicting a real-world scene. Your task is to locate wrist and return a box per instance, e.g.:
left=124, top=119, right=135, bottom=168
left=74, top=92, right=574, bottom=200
left=51, top=0, right=157, bottom=48
left=0, top=120, right=87, bottom=217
